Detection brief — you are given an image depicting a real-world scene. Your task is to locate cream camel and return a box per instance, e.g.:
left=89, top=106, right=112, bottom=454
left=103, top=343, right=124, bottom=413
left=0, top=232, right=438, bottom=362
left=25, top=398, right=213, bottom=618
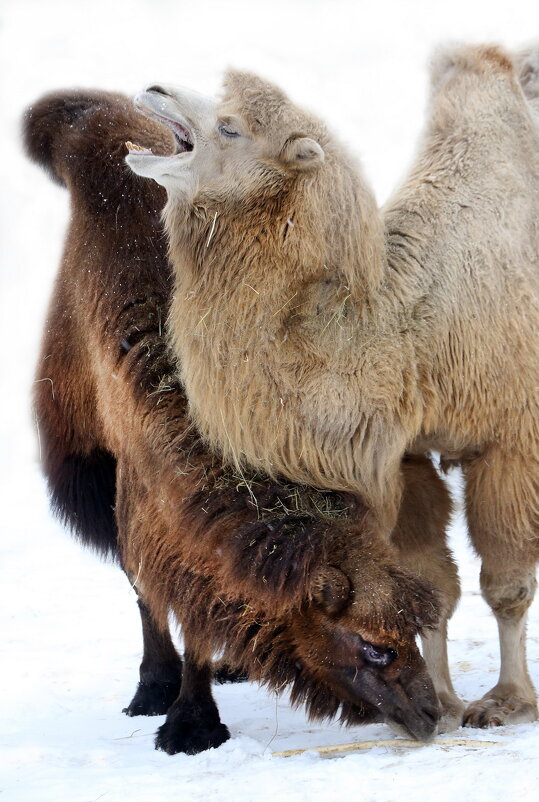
left=127, top=44, right=539, bottom=728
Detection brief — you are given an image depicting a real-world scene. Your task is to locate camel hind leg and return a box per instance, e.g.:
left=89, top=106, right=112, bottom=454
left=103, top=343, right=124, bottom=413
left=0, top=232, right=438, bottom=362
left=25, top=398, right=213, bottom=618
left=123, top=596, right=183, bottom=717
left=392, top=455, right=464, bottom=731
left=122, top=592, right=245, bottom=716
left=462, top=447, right=538, bottom=727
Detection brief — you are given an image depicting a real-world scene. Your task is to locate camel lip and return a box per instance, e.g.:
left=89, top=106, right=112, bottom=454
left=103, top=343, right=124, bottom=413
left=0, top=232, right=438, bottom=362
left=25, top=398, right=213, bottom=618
left=389, top=702, right=439, bottom=742
left=332, top=664, right=440, bottom=742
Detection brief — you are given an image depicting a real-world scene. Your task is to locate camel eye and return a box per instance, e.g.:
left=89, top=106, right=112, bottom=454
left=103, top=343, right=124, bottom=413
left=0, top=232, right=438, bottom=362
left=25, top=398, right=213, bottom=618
left=361, top=642, right=397, bottom=667
left=218, top=122, right=240, bottom=138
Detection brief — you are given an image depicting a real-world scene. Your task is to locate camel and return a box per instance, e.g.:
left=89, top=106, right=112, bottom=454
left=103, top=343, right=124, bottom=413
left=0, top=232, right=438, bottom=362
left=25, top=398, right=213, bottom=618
left=127, top=43, right=539, bottom=728
left=25, top=89, right=452, bottom=753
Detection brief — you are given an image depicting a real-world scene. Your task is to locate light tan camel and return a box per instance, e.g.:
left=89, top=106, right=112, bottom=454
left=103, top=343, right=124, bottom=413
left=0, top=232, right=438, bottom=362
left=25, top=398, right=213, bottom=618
left=127, top=44, right=539, bottom=729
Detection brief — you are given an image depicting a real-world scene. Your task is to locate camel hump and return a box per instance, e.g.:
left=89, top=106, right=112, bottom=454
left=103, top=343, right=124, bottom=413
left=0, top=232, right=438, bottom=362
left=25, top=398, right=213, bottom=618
left=23, top=89, right=174, bottom=216
left=429, top=43, right=515, bottom=92
left=22, top=90, right=123, bottom=187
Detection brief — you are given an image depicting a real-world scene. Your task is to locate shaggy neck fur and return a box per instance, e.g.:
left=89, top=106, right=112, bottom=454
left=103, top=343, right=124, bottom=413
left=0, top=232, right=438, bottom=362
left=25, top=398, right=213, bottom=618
left=165, top=143, right=407, bottom=522
left=165, top=46, right=539, bottom=529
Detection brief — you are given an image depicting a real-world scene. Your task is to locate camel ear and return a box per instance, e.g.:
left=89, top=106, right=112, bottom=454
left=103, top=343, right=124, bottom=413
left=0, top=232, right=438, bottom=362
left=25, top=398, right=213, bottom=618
left=311, top=566, right=351, bottom=616
left=281, top=136, right=324, bottom=170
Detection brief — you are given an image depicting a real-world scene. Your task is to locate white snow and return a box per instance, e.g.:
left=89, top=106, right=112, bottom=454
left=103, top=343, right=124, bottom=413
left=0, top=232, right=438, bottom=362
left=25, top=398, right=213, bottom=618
left=1, top=1, right=538, bottom=800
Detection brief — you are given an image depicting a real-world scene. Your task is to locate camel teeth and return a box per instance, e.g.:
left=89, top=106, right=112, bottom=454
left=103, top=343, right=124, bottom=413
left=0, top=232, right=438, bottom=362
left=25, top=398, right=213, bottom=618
left=125, top=141, right=153, bottom=154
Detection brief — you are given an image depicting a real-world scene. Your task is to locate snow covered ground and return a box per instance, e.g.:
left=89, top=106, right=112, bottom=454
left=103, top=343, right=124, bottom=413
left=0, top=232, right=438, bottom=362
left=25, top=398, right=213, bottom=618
left=1, top=1, right=539, bottom=799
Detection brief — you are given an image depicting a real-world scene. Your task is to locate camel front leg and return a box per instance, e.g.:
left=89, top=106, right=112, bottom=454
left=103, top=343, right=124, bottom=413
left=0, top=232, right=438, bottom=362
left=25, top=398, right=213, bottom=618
left=463, top=563, right=537, bottom=727
left=154, top=633, right=230, bottom=755
left=420, top=620, right=463, bottom=732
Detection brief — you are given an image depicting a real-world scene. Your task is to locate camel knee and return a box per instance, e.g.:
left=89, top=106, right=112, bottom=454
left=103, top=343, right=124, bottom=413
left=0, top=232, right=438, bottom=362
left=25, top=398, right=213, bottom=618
left=436, top=555, right=461, bottom=619
left=394, top=542, right=460, bottom=621
left=480, top=566, right=537, bottom=620
left=392, top=456, right=459, bottom=617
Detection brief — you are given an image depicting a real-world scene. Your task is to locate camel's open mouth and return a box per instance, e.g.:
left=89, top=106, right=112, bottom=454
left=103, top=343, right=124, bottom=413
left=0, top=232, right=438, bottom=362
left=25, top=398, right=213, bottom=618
left=126, top=95, right=195, bottom=159
left=126, top=117, right=194, bottom=158
left=165, top=118, right=194, bottom=154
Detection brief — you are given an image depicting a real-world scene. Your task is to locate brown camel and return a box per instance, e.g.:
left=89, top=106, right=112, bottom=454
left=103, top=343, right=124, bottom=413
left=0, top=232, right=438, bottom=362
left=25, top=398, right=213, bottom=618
left=25, top=88, right=453, bottom=753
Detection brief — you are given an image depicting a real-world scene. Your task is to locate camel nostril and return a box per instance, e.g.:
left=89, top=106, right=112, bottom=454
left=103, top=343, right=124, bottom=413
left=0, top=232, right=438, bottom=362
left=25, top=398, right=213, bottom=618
left=147, top=85, right=168, bottom=96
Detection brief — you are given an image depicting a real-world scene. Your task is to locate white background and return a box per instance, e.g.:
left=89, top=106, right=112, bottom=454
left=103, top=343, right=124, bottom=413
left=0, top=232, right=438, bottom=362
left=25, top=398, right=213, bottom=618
left=1, top=1, right=539, bottom=799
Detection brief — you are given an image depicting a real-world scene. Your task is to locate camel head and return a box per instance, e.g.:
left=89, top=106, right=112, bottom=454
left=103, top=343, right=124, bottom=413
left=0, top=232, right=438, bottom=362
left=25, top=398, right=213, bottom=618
left=176, top=487, right=442, bottom=742
left=283, top=531, right=441, bottom=741
left=126, top=70, right=327, bottom=208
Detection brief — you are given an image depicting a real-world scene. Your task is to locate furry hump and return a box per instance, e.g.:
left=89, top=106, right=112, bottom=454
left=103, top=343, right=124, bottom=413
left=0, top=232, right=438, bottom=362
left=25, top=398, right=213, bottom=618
left=23, top=89, right=174, bottom=202
left=24, top=90, right=175, bottom=560
left=23, top=91, right=104, bottom=186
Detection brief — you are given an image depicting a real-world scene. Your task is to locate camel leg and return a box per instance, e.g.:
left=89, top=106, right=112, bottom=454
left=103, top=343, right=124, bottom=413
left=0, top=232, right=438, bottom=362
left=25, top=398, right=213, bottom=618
left=116, top=465, right=242, bottom=719
left=154, top=634, right=230, bottom=755
left=462, top=449, right=538, bottom=727
left=420, top=620, right=463, bottom=732
left=392, top=455, right=464, bottom=731
left=123, top=596, right=183, bottom=717
left=463, top=562, right=537, bottom=727
left=115, top=465, right=183, bottom=716
left=116, top=475, right=183, bottom=716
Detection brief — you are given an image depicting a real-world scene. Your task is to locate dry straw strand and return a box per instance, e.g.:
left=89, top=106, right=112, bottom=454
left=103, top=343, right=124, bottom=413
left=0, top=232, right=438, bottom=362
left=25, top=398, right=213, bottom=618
left=272, top=737, right=502, bottom=758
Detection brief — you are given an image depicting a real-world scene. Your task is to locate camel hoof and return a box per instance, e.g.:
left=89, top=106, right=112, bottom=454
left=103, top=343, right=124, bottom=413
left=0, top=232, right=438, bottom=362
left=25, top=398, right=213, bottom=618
left=155, top=698, right=230, bottom=755
left=123, top=678, right=182, bottom=717
left=437, top=692, right=466, bottom=733
left=463, top=696, right=538, bottom=728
